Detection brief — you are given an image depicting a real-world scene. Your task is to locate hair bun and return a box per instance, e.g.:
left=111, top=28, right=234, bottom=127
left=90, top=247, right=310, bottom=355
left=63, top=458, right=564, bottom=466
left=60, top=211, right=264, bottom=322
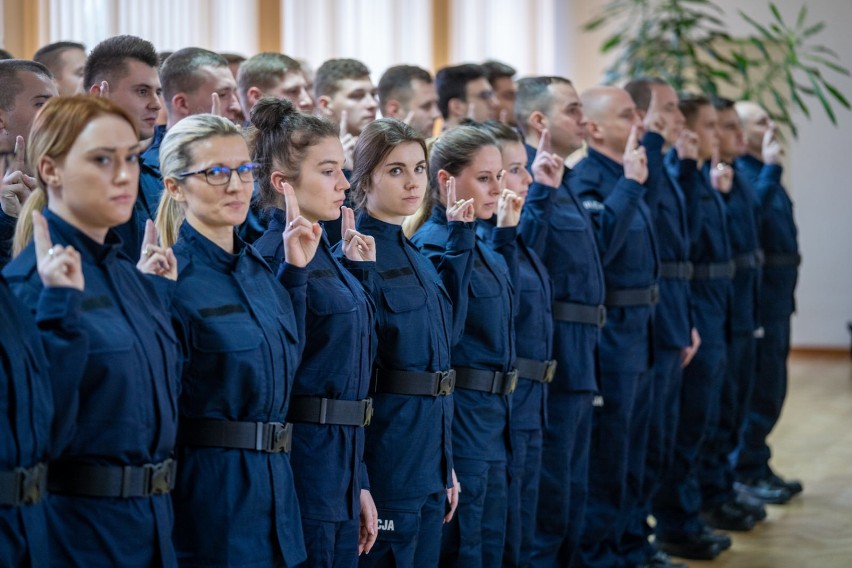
left=249, top=97, right=297, bottom=131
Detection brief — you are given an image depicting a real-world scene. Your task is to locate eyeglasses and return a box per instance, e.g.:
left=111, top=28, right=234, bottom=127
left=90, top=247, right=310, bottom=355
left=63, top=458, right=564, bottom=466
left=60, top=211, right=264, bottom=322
left=177, top=163, right=257, bottom=185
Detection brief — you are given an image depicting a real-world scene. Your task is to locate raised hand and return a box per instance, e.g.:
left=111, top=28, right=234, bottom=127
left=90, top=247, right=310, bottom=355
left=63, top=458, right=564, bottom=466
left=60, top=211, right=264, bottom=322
left=358, top=489, right=378, bottom=555
left=210, top=92, right=222, bottom=117
left=33, top=210, right=84, bottom=290
left=341, top=206, right=376, bottom=261
left=643, top=87, right=666, bottom=134
left=281, top=182, right=321, bottom=268
left=623, top=125, right=648, bottom=184
left=710, top=150, right=733, bottom=194
left=674, top=128, right=699, bottom=161
left=444, top=176, right=475, bottom=223
left=762, top=122, right=784, bottom=165
left=1, top=136, right=37, bottom=217
left=339, top=110, right=357, bottom=171
left=496, top=171, right=523, bottom=228
left=531, top=128, right=565, bottom=188
left=136, top=220, right=178, bottom=280
left=402, top=110, right=415, bottom=126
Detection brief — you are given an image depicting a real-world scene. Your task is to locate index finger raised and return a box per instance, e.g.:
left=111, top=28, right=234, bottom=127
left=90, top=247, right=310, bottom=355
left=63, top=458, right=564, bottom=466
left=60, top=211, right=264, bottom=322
left=282, top=182, right=300, bottom=225
left=537, top=128, right=551, bottom=156
left=339, top=110, right=349, bottom=138
left=626, top=124, right=639, bottom=153
left=32, top=209, right=53, bottom=259
left=13, top=136, right=26, bottom=173
left=446, top=176, right=456, bottom=205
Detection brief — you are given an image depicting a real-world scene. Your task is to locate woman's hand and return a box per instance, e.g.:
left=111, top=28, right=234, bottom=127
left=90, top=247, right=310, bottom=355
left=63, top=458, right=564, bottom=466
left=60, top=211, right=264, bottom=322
left=445, top=176, right=475, bottom=223
left=496, top=172, right=523, bottom=228
left=359, top=489, right=378, bottom=555
left=341, top=206, right=376, bottom=262
left=281, top=182, right=322, bottom=268
left=444, top=468, right=461, bottom=523
left=137, top=220, right=178, bottom=280
left=33, top=210, right=84, bottom=290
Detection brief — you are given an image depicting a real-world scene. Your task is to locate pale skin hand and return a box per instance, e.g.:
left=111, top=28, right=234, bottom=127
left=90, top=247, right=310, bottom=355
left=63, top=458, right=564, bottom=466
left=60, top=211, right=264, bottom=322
left=210, top=92, right=222, bottom=117
left=32, top=210, right=84, bottom=290
left=280, top=182, right=322, bottom=268
left=496, top=171, right=523, bottom=228
left=531, top=128, right=565, bottom=188
left=1, top=136, right=37, bottom=217
left=136, top=220, right=178, bottom=280
left=341, top=206, right=376, bottom=262
left=444, top=468, right=460, bottom=523
left=762, top=123, right=784, bottom=165
left=444, top=176, right=475, bottom=223
left=643, top=88, right=666, bottom=135
left=339, top=110, right=357, bottom=171
left=681, top=327, right=702, bottom=368
left=710, top=150, right=733, bottom=194
left=623, top=125, right=649, bottom=184
left=674, top=129, right=699, bottom=161
left=359, top=489, right=378, bottom=555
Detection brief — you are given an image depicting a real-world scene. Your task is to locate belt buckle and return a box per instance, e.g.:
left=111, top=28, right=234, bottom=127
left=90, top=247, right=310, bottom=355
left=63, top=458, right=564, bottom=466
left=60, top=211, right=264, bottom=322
left=543, top=360, right=557, bottom=383
left=363, top=398, right=374, bottom=427
left=16, top=463, right=46, bottom=505
left=146, top=459, right=175, bottom=496
left=265, top=422, right=292, bottom=453
left=437, top=370, right=456, bottom=395
left=597, top=305, right=607, bottom=328
left=504, top=369, right=518, bottom=394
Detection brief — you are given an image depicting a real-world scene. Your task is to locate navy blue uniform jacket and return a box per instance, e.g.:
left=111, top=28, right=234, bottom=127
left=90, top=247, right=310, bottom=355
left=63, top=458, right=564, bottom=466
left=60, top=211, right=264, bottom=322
left=255, top=210, right=376, bottom=522
left=3, top=210, right=181, bottom=567
left=169, top=222, right=307, bottom=567
left=411, top=205, right=515, bottom=462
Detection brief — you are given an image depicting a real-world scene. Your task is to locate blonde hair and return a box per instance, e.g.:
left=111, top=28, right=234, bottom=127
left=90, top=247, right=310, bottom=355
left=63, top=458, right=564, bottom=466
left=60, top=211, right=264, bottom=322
left=12, top=95, right=138, bottom=256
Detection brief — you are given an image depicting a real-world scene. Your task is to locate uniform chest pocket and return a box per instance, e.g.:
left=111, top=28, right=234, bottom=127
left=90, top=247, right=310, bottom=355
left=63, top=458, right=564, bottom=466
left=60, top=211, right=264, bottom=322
left=470, top=269, right=501, bottom=298
left=382, top=286, right=427, bottom=313
left=307, top=281, right=358, bottom=315
left=83, top=301, right=135, bottom=354
left=191, top=319, right=262, bottom=353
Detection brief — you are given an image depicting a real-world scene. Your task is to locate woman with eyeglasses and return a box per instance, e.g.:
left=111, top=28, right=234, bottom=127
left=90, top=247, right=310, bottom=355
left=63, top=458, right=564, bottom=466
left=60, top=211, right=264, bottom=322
left=406, top=125, right=522, bottom=567
left=155, top=113, right=318, bottom=567
left=4, top=95, right=182, bottom=566
left=250, top=98, right=378, bottom=567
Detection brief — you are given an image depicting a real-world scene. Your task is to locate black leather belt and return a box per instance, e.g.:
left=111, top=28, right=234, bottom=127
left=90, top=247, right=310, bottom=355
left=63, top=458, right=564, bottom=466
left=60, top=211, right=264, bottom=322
left=48, top=458, right=176, bottom=498
left=763, top=253, right=801, bottom=268
left=605, top=284, right=659, bottom=307
left=734, top=249, right=764, bottom=270
left=372, top=368, right=455, bottom=396
left=552, top=300, right=606, bottom=328
left=515, top=358, right=557, bottom=383
left=179, top=419, right=292, bottom=453
left=0, top=462, right=47, bottom=506
left=454, top=367, right=518, bottom=395
left=288, top=397, right=373, bottom=427
left=691, top=260, right=735, bottom=280
left=659, top=261, right=694, bottom=280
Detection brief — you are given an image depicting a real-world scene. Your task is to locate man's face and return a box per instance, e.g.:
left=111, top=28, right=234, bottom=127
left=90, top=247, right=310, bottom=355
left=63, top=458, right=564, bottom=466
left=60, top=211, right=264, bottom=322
left=543, top=82, right=586, bottom=157
left=740, top=104, right=771, bottom=156
left=463, top=77, right=498, bottom=122
left=492, top=76, right=517, bottom=125
left=401, top=79, right=440, bottom=137
left=108, top=59, right=162, bottom=140
left=652, top=84, right=685, bottom=145
left=716, top=107, right=745, bottom=162
left=327, top=77, right=378, bottom=136
left=590, top=89, right=640, bottom=155
left=266, top=71, right=314, bottom=114
left=54, top=48, right=87, bottom=96
left=0, top=71, right=56, bottom=154
left=183, top=65, right=243, bottom=123
left=689, top=104, right=718, bottom=162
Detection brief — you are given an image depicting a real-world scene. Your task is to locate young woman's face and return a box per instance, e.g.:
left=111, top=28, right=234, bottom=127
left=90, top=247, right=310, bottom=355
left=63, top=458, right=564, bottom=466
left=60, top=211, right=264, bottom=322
left=47, top=114, right=140, bottom=240
left=366, top=141, right=427, bottom=225
left=172, top=134, right=254, bottom=233
left=500, top=141, right=532, bottom=199
left=288, top=136, right=350, bottom=223
left=447, top=144, right=503, bottom=219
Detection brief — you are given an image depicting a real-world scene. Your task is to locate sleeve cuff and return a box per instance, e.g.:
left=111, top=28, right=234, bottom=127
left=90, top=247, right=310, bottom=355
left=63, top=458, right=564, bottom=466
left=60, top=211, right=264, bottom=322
left=276, top=262, right=308, bottom=287
left=35, top=287, right=83, bottom=326
left=446, top=221, right=476, bottom=251
left=490, top=225, right=517, bottom=247
left=642, top=131, right=665, bottom=152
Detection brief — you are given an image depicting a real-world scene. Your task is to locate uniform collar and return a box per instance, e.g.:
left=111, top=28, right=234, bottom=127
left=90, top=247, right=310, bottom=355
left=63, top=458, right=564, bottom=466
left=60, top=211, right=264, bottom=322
left=356, top=210, right=405, bottom=242
left=586, top=146, right=623, bottom=179
left=178, top=219, right=249, bottom=271
left=140, top=124, right=167, bottom=174
left=44, top=209, right=123, bottom=265
left=428, top=204, right=448, bottom=226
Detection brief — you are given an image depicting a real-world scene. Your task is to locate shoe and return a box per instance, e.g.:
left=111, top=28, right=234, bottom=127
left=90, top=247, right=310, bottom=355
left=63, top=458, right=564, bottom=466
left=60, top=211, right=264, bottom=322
left=657, top=533, right=722, bottom=561
left=767, top=471, right=803, bottom=496
left=734, top=479, right=792, bottom=504
left=701, top=525, right=732, bottom=550
left=701, top=501, right=756, bottom=531
left=637, top=549, right=688, bottom=568
left=733, top=494, right=768, bottom=521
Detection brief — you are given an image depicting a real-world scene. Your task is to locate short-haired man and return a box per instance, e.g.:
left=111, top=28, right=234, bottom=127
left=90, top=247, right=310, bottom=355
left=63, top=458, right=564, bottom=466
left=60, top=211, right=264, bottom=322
left=237, top=52, right=313, bottom=115
left=377, top=64, right=440, bottom=137
left=0, top=60, right=56, bottom=266
left=435, top=63, right=497, bottom=129
left=481, top=59, right=517, bottom=125
left=84, top=35, right=164, bottom=260
left=33, top=41, right=86, bottom=96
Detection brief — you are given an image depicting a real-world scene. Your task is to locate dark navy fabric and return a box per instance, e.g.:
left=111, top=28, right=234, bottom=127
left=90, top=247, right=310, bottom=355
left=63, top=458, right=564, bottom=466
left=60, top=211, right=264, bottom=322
left=0, top=276, right=87, bottom=568
left=3, top=209, right=181, bottom=567
left=168, top=221, right=307, bottom=567
left=0, top=210, right=15, bottom=269
left=301, top=517, right=359, bottom=568
left=255, top=209, right=375, bottom=564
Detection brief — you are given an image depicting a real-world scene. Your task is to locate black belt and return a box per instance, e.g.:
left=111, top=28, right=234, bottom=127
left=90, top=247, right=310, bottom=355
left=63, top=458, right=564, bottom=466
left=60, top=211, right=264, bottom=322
left=764, top=253, right=801, bottom=268
left=691, top=261, right=735, bottom=280
left=48, top=458, right=176, bottom=498
left=552, top=300, right=607, bottom=328
left=515, top=358, right=557, bottom=383
left=454, top=367, right=518, bottom=395
left=0, top=463, right=47, bottom=506
left=372, top=368, right=455, bottom=396
left=605, top=284, right=659, bottom=307
left=179, top=419, right=292, bottom=453
left=734, top=249, right=764, bottom=270
left=288, top=397, right=373, bottom=427
left=659, top=261, right=694, bottom=280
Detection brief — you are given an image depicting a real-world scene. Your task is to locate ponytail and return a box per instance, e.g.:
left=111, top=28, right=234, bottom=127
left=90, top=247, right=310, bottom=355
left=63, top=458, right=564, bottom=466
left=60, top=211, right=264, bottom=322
left=11, top=188, right=47, bottom=257
left=154, top=190, right=184, bottom=249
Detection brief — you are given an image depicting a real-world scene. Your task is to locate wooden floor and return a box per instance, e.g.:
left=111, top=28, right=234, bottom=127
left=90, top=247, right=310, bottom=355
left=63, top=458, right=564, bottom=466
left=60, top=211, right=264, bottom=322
left=683, top=353, right=852, bottom=568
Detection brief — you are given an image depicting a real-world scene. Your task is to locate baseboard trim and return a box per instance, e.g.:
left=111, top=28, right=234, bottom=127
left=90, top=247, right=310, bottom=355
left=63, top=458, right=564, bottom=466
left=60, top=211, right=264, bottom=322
left=791, top=347, right=849, bottom=358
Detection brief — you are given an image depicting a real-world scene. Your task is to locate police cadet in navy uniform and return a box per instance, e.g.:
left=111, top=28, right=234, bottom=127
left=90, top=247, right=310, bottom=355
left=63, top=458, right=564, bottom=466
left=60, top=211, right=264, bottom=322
left=250, top=98, right=379, bottom=567
left=570, top=86, right=658, bottom=568
left=344, top=118, right=463, bottom=567
left=4, top=96, right=182, bottom=566
left=654, top=95, right=735, bottom=561
left=623, top=78, right=703, bottom=568
left=733, top=101, right=803, bottom=500
left=512, top=76, right=604, bottom=568
left=464, top=120, right=555, bottom=568
left=154, top=114, right=316, bottom=567
left=1, top=212, right=87, bottom=568
left=409, top=125, right=520, bottom=568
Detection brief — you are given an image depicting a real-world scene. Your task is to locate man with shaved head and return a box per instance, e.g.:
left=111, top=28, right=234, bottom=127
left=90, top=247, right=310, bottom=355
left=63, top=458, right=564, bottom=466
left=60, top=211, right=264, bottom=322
left=733, top=101, right=802, bottom=502
left=570, top=86, right=659, bottom=568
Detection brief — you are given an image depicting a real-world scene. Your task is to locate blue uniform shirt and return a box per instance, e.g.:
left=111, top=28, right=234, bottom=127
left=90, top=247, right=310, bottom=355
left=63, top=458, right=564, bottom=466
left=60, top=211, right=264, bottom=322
left=255, top=210, right=376, bottom=522
left=411, top=205, right=515, bottom=462
left=168, top=221, right=307, bottom=567
left=3, top=209, right=181, bottom=567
